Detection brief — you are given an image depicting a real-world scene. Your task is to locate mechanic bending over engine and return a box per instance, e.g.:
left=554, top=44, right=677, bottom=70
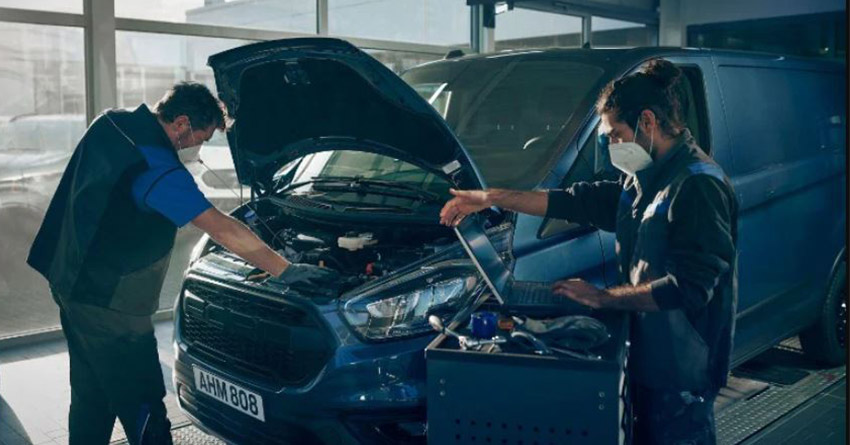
left=439, top=60, right=738, bottom=445
left=27, top=82, right=337, bottom=445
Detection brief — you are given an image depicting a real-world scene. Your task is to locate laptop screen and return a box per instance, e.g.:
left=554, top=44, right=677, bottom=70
left=453, top=214, right=512, bottom=303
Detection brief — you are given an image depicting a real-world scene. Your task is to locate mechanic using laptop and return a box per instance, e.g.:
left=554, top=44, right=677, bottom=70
left=439, top=59, right=738, bottom=445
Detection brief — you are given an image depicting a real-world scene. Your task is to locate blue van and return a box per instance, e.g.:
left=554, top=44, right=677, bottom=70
left=172, top=39, right=846, bottom=444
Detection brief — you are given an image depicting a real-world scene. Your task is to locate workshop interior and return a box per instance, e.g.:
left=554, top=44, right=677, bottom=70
left=0, top=1, right=846, bottom=444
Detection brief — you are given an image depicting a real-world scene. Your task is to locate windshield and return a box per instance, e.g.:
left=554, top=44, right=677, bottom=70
left=402, top=55, right=605, bottom=189
left=275, top=150, right=451, bottom=203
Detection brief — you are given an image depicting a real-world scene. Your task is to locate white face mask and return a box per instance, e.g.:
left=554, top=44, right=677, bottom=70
left=177, top=144, right=202, bottom=163
left=608, top=116, right=654, bottom=176
left=176, top=122, right=203, bottom=164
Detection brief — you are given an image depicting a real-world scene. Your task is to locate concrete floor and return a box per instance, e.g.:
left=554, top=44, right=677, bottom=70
left=0, top=322, right=845, bottom=445
left=0, top=320, right=185, bottom=445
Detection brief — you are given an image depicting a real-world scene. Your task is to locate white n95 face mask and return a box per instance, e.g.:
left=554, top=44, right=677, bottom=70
left=177, top=122, right=203, bottom=164
left=177, top=145, right=202, bottom=163
left=608, top=116, right=654, bottom=176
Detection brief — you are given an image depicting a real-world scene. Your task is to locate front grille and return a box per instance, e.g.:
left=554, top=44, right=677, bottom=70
left=180, top=278, right=334, bottom=387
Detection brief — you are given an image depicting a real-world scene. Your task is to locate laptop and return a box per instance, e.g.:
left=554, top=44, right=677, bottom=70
left=454, top=214, right=593, bottom=316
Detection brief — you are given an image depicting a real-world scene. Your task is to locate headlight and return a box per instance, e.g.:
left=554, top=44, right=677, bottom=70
left=342, top=275, right=478, bottom=341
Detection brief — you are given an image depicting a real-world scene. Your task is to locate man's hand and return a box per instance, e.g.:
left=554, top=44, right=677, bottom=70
left=439, top=188, right=492, bottom=226
left=552, top=279, right=610, bottom=309
left=553, top=279, right=662, bottom=311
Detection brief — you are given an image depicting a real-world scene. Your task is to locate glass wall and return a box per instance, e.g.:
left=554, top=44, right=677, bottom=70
left=0, top=22, right=85, bottom=338
left=591, top=16, right=655, bottom=47
left=495, top=8, right=583, bottom=50
left=0, top=2, right=656, bottom=340
left=115, top=31, right=251, bottom=105
left=116, top=0, right=317, bottom=34
left=329, top=0, right=469, bottom=46
left=0, top=0, right=80, bottom=14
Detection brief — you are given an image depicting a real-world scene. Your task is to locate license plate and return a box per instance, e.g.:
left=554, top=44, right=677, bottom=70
left=193, top=366, right=265, bottom=422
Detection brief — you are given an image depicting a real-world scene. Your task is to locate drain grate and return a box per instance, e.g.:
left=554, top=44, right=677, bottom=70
left=169, top=425, right=226, bottom=445
left=731, top=337, right=822, bottom=386
left=733, top=362, right=811, bottom=386
left=112, top=422, right=225, bottom=445
left=716, top=366, right=846, bottom=445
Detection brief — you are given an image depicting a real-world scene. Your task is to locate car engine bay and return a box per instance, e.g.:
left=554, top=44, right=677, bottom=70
left=196, top=194, right=471, bottom=295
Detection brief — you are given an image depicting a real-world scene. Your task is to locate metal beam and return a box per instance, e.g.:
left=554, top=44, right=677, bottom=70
left=316, top=0, right=329, bottom=36
left=470, top=4, right=495, bottom=53
left=581, top=14, right=592, bottom=47
left=0, top=7, right=85, bottom=27
left=658, top=0, right=683, bottom=46
left=83, top=0, right=117, bottom=123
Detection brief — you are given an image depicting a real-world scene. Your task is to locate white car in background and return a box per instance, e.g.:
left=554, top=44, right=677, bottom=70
left=0, top=114, right=86, bottom=296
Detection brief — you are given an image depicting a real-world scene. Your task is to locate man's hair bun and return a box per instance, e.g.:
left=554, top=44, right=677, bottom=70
left=595, top=58, right=688, bottom=137
left=643, top=59, right=681, bottom=88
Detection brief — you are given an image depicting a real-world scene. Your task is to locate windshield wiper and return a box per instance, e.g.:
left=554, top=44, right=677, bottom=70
left=279, top=175, right=442, bottom=203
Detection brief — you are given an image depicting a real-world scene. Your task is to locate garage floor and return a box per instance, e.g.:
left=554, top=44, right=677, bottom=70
left=0, top=322, right=845, bottom=445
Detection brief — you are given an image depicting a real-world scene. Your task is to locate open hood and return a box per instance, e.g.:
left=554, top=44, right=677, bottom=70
left=208, top=38, right=485, bottom=191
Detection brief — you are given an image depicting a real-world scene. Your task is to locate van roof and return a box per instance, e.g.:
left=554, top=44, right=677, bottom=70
left=426, top=46, right=844, bottom=72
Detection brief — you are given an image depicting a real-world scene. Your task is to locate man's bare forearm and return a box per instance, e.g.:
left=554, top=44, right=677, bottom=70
left=193, top=208, right=290, bottom=276
left=216, top=217, right=290, bottom=276
left=487, top=189, right=549, bottom=216
left=602, top=284, right=660, bottom=311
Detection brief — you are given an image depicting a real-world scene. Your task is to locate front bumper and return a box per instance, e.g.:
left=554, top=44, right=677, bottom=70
left=173, top=277, right=431, bottom=445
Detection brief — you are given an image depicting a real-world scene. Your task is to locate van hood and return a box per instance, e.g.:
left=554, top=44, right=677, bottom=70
left=208, top=38, right=485, bottom=191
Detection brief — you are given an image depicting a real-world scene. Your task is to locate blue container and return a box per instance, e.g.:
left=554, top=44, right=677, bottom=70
left=470, top=311, right=498, bottom=339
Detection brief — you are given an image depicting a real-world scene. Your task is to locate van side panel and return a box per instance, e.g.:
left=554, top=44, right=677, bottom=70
left=713, top=56, right=846, bottom=363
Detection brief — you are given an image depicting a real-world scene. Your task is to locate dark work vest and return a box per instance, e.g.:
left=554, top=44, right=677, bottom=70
left=27, top=105, right=180, bottom=315
left=616, top=140, right=738, bottom=392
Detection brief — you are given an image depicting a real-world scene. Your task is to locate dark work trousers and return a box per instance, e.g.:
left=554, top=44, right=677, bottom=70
left=56, top=294, right=173, bottom=445
left=632, top=384, right=718, bottom=445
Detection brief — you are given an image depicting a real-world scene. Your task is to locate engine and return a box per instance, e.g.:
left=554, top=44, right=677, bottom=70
left=273, top=227, right=444, bottom=280
left=196, top=196, right=461, bottom=293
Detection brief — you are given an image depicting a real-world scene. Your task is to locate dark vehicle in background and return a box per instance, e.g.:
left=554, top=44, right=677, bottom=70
left=172, top=39, right=846, bottom=444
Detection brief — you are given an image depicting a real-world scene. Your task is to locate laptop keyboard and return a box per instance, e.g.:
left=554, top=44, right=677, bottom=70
left=509, top=281, right=565, bottom=305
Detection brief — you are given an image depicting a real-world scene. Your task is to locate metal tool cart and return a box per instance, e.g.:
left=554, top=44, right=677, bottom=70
left=425, top=310, right=630, bottom=445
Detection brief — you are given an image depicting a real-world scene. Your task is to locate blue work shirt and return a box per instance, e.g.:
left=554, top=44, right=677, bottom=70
left=131, top=145, right=212, bottom=227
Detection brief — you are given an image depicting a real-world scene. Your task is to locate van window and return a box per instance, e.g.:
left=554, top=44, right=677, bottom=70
left=718, top=66, right=845, bottom=175
left=404, top=57, right=606, bottom=189
left=539, top=125, right=620, bottom=238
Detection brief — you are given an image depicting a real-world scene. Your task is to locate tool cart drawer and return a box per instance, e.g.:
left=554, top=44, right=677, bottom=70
left=425, top=311, right=630, bottom=445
